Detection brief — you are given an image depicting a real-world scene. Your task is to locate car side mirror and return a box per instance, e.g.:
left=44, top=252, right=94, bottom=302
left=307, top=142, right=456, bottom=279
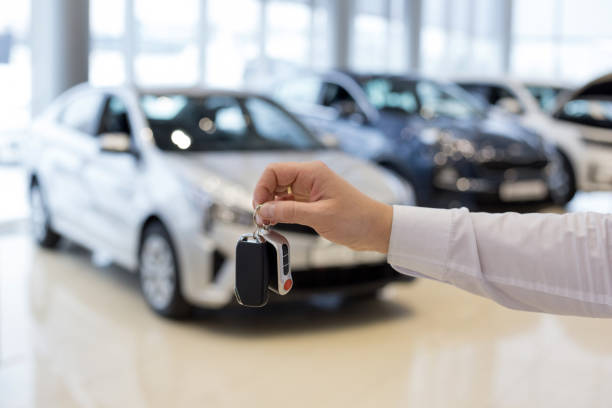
left=496, top=97, right=523, bottom=115
left=99, top=132, right=131, bottom=153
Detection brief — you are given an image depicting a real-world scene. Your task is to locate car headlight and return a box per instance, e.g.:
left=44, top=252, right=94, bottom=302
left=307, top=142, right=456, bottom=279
left=182, top=181, right=253, bottom=230
left=419, top=128, right=475, bottom=161
left=204, top=203, right=253, bottom=231
left=418, top=128, right=443, bottom=145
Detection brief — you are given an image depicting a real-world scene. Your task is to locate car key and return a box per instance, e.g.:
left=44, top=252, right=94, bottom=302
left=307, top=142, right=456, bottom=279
left=235, top=232, right=271, bottom=307
left=234, top=205, right=293, bottom=307
left=261, top=229, right=292, bottom=295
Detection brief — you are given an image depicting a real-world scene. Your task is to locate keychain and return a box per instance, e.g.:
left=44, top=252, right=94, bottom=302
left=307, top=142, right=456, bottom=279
left=234, top=204, right=293, bottom=307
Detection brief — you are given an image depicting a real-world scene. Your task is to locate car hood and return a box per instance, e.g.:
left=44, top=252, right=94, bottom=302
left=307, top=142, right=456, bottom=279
left=162, top=150, right=410, bottom=210
left=379, top=111, right=547, bottom=162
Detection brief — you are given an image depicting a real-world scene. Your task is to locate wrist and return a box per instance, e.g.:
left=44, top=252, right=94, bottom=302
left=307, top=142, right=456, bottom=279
left=369, top=201, right=393, bottom=254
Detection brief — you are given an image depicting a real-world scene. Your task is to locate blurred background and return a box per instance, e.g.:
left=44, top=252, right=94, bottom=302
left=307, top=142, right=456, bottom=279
left=2, top=1, right=612, bottom=407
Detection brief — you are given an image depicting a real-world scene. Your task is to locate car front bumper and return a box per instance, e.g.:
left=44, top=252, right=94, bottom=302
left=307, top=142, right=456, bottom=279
left=426, top=159, right=552, bottom=208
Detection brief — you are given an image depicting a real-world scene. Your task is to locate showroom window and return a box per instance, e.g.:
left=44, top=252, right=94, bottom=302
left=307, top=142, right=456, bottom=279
left=420, top=0, right=504, bottom=77
left=351, top=0, right=407, bottom=73
left=89, top=0, right=331, bottom=89
left=134, top=0, right=200, bottom=87
left=511, top=0, right=612, bottom=83
left=89, top=0, right=126, bottom=86
left=265, top=0, right=311, bottom=66
left=312, top=0, right=332, bottom=70
left=206, top=0, right=261, bottom=88
left=0, top=0, right=31, bottom=135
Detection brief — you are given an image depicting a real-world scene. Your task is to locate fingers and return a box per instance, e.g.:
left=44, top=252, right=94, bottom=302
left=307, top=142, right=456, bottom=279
left=252, top=162, right=298, bottom=207
left=252, top=162, right=325, bottom=207
left=257, top=200, right=317, bottom=227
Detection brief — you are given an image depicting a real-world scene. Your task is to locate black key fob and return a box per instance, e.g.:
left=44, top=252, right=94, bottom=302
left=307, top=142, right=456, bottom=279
left=235, top=234, right=272, bottom=307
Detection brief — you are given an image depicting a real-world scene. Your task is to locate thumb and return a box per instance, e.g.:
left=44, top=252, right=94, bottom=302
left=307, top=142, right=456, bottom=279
left=259, top=200, right=316, bottom=226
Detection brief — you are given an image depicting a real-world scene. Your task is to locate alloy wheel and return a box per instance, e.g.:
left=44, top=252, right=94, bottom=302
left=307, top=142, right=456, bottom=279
left=140, top=234, right=177, bottom=311
left=30, top=187, right=48, bottom=242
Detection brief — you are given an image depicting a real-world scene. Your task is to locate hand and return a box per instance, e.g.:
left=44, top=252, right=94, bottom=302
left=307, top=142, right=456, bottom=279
left=252, top=161, right=393, bottom=254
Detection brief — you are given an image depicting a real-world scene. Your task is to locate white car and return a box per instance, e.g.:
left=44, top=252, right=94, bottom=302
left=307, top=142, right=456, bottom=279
left=24, top=84, right=415, bottom=318
left=551, top=73, right=612, bottom=192
left=455, top=78, right=584, bottom=203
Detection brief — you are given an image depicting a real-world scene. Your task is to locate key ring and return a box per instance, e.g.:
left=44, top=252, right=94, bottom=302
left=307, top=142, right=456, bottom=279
left=253, top=204, right=270, bottom=239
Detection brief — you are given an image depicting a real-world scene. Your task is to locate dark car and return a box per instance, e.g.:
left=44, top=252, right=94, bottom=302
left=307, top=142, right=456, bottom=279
left=274, top=71, right=567, bottom=209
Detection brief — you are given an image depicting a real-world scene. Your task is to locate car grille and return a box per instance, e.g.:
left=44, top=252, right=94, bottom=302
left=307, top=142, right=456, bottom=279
left=479, top=158, right=548, bottom=170
left=475, top=165, right=547, bottom=182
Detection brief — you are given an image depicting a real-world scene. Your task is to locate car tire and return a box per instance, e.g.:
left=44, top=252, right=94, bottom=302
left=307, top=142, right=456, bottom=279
left=29, top=182, right=61, bottom=248
left=550, top=149, right=577, bottom=206
left=139, top=222, right=192, bottom=319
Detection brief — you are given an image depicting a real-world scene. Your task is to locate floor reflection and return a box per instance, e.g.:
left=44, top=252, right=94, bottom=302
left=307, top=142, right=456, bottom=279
left=2, top=172, right=612, bottom=407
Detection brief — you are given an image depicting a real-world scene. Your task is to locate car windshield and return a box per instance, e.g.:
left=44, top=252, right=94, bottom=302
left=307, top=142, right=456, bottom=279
left=557, top=96, right=612, bottom=129
left=140, top=94, right=323, bottom=152
left=526, top=85, right=568, bottom=113
left=359, top=77, right=483, bottom=120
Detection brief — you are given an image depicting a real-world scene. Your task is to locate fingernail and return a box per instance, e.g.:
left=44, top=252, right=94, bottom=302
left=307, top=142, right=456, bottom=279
left=260, top=202, right=275, bottom=219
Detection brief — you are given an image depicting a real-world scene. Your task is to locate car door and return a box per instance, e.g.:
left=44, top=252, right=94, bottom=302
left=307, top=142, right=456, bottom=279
left=41, top=91, right=105, bottom=234
left=80, top=94, right=142, bottom=260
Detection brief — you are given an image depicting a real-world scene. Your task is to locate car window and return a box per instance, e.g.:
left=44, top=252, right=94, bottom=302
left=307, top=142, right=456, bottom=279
left=362, top=78, right=418, bottom=114
left=140, top=94, right=322, bottom=151
left=98, top=96, right=132, bottom=136
left=59, top=92, right=105, bottom=135
left=321, top=82, right=363, bottom=117
left=556, top=97, right=612, bottom=129
left=416, top=81, right=480, bottom=120
left=204, top=97, right=248, bottom=138
left=276, top=76, right=322, bottom=105
left=458, top=84, right=495, bottom=105
left=244, top=97, right=316, bottom=149
left=526, top=85, right=566, bottom=113
left=463, top=83, right=518, bottom=105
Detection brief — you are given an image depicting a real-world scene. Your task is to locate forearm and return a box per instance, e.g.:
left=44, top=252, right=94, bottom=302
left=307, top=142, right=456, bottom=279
left=387, top=206, right=612, bottom=317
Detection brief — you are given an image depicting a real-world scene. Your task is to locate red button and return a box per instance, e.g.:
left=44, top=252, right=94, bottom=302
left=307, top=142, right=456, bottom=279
left=283, top=279, right=293, bottom=291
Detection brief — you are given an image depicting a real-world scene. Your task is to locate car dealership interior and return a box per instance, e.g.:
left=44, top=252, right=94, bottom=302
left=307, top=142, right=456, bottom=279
left=2, top=0, right=612, bottom=407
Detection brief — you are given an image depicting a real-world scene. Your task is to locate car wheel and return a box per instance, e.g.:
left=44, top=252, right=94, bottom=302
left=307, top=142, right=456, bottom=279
left=29, top=183, right=61, bottom=248
left=549, top=149, right=576, bottom=206
left=139, top=222, right=191, bottom=318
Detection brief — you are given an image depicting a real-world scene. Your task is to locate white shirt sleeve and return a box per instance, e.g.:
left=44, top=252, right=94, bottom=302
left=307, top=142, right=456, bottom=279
left=387, top=205, right=612, bottom=317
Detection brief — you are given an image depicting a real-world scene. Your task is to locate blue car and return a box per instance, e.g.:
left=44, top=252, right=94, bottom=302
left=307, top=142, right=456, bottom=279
left=274, top=71, right=569, bottom=209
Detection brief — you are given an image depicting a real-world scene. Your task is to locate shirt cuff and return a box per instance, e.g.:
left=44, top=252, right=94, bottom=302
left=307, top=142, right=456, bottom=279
left=386, top=205, right=452, bottom=282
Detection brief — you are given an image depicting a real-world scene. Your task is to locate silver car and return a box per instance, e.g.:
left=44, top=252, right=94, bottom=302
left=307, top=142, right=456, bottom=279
left=24, top=84, right=414, bottom=318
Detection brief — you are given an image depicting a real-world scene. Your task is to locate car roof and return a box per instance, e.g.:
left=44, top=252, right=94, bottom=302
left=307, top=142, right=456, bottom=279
left=135, top=87, right=269, bottom=99
left=334, top=70, right=425, bottom=83
left=74, top=83, right=274, bottom=100
left=453, top=76, right=573, bottom=90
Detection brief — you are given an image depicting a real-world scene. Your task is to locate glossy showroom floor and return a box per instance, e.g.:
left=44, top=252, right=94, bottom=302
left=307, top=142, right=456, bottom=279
left=2, top=166, right=612, bottom=408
